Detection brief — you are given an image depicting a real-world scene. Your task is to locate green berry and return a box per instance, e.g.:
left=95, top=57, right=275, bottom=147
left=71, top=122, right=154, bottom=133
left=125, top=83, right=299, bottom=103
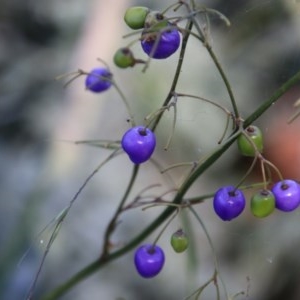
left=170, top=229, right=189, bottom=253
left=124, top=6, right=150, bottom=30
left=237, top=125, right=263, bottom=157
left=250, top=190, right=275, bottom=217
left=113, top=48, right=135, bottom=68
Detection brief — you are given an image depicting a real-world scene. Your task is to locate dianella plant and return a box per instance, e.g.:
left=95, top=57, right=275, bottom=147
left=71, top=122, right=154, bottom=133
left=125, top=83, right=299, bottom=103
left=25, top=1, right=300, bottom=299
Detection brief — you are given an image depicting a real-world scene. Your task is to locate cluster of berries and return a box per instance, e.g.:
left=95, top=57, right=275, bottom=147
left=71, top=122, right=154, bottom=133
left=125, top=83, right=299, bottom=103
left=114, top=6, right=181, bottom=67
left=123, top=6, right=181, bottom=60
left=81, top=6, right=184, bottom=278
left=132, top=120, right=300, bottom=279
left=135, top=229, right=189, bottom=278
left=214, top=125, right=300, bottom=221
left=84, top=6, right=182, bottom=163
left=213, top=180, right=300, bottom=221
left=80, top=5, right=300, bottom=280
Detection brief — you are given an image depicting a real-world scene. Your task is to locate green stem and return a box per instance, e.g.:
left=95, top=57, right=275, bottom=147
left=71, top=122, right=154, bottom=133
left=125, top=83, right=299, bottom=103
left=41, top=130, right=238, bottom=300
left=41, top=69, right=300, bottom=300
left=187, top=7, right=239, bottom=119
left=244, top=69, right=300, bottom=127
left=188, top=206, right=229, bottom=300
left=150, top=20, right=193, bottom=132
left=100, top=164, right=139, bottom=258
left=205, top=45, right=239, bottom=120
left=113, top=81, right=136, bottom=127
left=42, top=22, right=195, bottom=300
left=41, top=260, right=106, bottom=300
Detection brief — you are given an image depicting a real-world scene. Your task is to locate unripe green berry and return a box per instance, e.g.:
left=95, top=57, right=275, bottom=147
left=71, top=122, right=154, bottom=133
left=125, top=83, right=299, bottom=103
left=124, top=6, right=150, bottom=30
left=250, top=190, right=275, bottom=217
left=113, top=48, right=135, bottom=68
left=170, top=229, right=189, bottom=253
left=237, top=125, right=264, bottom=157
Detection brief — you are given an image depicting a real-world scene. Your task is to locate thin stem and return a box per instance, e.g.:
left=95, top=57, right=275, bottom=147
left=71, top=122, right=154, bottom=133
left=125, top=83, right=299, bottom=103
left=204, top=8, right=231, bottom=27
left=184, top=276, right=215, bottom=300
left=164, top=103, right=177, bottom=150
left=218, top=113, right=231, bottom=144
left=287, top=110, right=300, bottom=124
left=188, top=206, right=229, bottom=300
left=112, top=80, right=136, bottom=126
left=161, top=161, right=195, bottom=174
left=205, top=46, right=239, bottom=120
left=244, top=69, right=300, bottom=127
left=260, top=159, right=268, bottom=190
left=160, top=1, right=184, bottom=15
left=175, top=93, right=232, bottom=116
left=30, top=149, right=121, bottom=300
left=40, top=25, right=300, bottom=300
left=41, top=260, right=107, bottom=300
left=144, top=97, right=176, bottom=129
left=152, top=209, right=179, bottom=246
left=184, top=1, right=239, bottom=120
left=41, top=129, right=239, bottom=300
left=233, top=154, right=258, bottom=191
left=263, top=159, right=284, bottom=181
left=26, top=211, right=66, bottom=300
left=150, top=20, right=193, bottom=132
left=100, top=164, right=139, bottom=259
left=184, top=192, right=214, bottom=204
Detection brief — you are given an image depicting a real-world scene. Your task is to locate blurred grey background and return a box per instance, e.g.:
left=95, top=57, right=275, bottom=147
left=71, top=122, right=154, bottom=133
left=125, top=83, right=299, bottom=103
left=1, top=0, right=300, bottom=299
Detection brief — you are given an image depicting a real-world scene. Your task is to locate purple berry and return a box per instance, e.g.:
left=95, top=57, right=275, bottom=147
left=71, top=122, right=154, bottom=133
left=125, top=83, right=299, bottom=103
left=272, top=179, right=300, bottom=212
left=141, top=28, right=180, bottom=59
left=121, top=126, right=156, bottom=164
left=134, top=244, right=165, bottom=278
left=85, top=67, right=112, bottom=93
left=213, top=186, right=246, bottom=221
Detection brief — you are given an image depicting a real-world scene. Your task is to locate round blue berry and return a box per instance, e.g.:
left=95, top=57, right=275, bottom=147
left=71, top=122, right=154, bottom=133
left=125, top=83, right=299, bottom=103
left=141, top=28, right=180, bottom=59
left=121, top=126, right=156, bottom=164
left=213, top=186, right=246, bottom=221
left=134, top=244, right=165, bottom=278
left=85, top=67, right=112, bottom=93
left=272, top=179, right=300, bottom=212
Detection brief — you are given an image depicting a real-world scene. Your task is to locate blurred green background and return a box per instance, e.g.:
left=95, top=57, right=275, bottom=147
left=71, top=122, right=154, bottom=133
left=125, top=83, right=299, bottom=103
left=1, top=0, right=300, bottom=299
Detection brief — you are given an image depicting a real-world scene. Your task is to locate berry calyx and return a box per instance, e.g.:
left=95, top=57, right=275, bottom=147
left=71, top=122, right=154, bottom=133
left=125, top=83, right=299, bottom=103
left=213, top=186, right=246, bottom=221
left=121, top=126, right=156, bottom=164
left=250, top=190, right=275, bottom=217
left=141, top=26, right=181, bottom=59
left=237, top=125, right=263, bottom=157
left=124, top=6, right=150, bottom=30
left=144, top=11, right=169, bottom=30
left=272, top=179, right=300, bottom=212
left=85, top=67, right=112, bottom=93
left=134, top=244, right=165, bottom=278
left=170, top=229, right=189, bottom=253
left=113, top=48, right=135, bottom=68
